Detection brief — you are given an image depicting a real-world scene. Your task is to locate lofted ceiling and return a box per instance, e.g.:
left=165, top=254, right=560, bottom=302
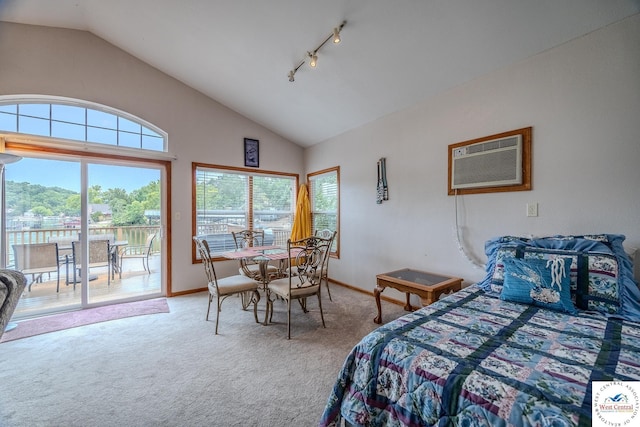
left=1, top=0, right=638, bottom=147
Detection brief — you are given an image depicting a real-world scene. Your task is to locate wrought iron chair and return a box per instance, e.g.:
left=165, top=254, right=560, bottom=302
left=314, top=229, right=337, bottom=301
left=231, top=229, right=279, bottom=284
left=193, top=236, right=260, bottom=334
left=266, top=235, right=331, bottom=339
left=118, top=232, right=157, bottom=277
left=12, top=243, right=62, bottom=292
left=71, top=239, right=111, bottom=288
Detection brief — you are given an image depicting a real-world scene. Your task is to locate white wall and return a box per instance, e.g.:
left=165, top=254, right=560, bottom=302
left=0, top=22, right=305, bottom=294
left=2, top=15, right=639, bottom=304
left=306, top=14, right=640, bottom=302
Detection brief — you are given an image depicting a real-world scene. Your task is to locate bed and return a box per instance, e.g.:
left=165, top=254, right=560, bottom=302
left=319, top=234, right=640, bottom=427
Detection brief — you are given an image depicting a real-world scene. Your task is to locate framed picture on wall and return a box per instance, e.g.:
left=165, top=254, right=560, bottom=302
left=244, top=138, right=259, bottom=167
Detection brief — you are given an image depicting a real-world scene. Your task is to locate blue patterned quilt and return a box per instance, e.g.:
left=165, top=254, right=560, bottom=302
left=319, top=285, right=640, bottom=427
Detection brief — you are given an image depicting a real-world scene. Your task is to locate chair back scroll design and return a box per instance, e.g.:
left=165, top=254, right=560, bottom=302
left=314, top=228, right=335, bottom=240
left=314, top=229, right=337, bottom=300
left=231, top=229, right=265, bottom=249
left=232, top=229, right=279, bottom=283
left=193, top=238, right=218, bottom=287
left=266, top=235, right=331, bottom=339
left=290, top=237, right=326, bottom=289
left=193, top=236, right=260, bottom=334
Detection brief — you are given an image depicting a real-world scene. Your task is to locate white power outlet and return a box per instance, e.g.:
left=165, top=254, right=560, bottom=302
left=526, top=203, right=538, bottom=217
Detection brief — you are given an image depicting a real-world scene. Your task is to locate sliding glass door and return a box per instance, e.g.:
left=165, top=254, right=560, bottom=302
left=5, top=157, right=81, bottom=316
left=4, top=155, right=165, bottom=319
left=86, top=162, right=163, bottom=304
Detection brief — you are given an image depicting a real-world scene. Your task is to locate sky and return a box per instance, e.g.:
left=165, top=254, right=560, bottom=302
left=5, top=157, right=160, bottom=193
left=1, top=102, right=164, bottom=192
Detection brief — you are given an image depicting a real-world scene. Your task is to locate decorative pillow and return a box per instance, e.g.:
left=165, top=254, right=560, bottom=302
left=487, top=246, right=518, bottom=294
left=500, top=257, right=576, bottom=314
left=489, top=246, right=579, bottom=297
left=522, top=248, right=580, bottom=301
left=480, top=234, right=638, bottom=321
left=580, top=253, right=620, bottom=315
left=522, top=248, right=620, bottom=315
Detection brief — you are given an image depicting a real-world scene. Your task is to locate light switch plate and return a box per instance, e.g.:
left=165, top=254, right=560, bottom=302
left=526, top=203, right=538, bottom=217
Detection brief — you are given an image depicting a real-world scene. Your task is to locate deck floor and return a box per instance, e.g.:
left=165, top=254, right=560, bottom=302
left=12, top=255, right=162, bottom=320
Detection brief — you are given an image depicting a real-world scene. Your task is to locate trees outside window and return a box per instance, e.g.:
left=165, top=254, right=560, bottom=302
left=308, top=166, right=339, bottom=256
left=193, top=163, right=297, bottom=260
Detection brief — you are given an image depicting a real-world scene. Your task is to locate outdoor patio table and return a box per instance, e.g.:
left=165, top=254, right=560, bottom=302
left=109, top=240, right=128, bottom=278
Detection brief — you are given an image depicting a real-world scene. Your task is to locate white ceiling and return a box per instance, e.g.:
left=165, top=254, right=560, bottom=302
left=1, top=0, right=638, bottom=147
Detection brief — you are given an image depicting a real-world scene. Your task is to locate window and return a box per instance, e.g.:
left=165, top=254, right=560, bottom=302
left=1, top=96, right=170, bottom=311
left=193, top=163, right=298, bottom=261
left=0, top=97, right=166, bottom=152
left=308, top=166, right=339, bottom=257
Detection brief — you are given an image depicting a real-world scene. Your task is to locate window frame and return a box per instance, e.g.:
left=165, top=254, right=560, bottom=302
left=192, top=162, right=299, bottom=263
left=2, top=137, right=172, bottom=296
left=0, top=95, right=168, bottom=154
left=308, top=166, right=340, bottom=259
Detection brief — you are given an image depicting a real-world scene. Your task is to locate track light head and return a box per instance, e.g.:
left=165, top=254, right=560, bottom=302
left=332, top=27, right=341, bottom=44
left=288, top=70, right=295, bottom=82
left=309, top=52, right=318, bottom=68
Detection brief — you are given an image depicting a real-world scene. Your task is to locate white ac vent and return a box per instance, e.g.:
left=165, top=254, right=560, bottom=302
left=451, top=135, right=522, bottom=189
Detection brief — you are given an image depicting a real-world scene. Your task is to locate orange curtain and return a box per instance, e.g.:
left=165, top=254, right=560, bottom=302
left=290, top=183, right=311, bottom=241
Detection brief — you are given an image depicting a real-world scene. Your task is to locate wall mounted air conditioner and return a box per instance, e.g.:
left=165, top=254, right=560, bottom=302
left=447, top=127, right=531, bottom=195
left=451, top=135, right=522, bottom=189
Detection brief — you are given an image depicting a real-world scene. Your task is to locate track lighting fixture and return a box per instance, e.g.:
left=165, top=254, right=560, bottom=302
left=308, top=52, right=318, bottom=68
left=288, top=60, right=304, bottom=82
left=288, top=20, right=346, bottom=82
left=332, top=27, right=341, bottom=44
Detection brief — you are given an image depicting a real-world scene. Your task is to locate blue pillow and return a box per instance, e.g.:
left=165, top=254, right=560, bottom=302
left=500, top=257, right=576, bottom=314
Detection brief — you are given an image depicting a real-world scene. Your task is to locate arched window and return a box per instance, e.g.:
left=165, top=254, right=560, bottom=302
left=0, top=95, right=171, bottom=315
left=0, top=96, right=167, bottom=152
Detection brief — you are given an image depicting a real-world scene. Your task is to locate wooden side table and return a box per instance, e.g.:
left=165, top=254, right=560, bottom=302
left=374, top=268, right=463, bottom=324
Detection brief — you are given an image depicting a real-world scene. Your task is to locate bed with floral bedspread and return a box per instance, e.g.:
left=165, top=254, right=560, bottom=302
left=319, top=234, right=640, bottom=427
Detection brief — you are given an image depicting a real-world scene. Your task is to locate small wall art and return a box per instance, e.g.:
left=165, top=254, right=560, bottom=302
left=244, top=138, right=259, bottom=167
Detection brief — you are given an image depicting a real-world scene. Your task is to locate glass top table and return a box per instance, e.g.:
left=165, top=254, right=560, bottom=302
left=374, top=268, right=463, bottom=324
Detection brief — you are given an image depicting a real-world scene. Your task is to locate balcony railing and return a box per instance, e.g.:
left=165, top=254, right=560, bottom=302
left=5, top=226, right=160, bottom=268
left=195, top=224, right=291, bottom=247
left=6, top=224, right=291, bottom=267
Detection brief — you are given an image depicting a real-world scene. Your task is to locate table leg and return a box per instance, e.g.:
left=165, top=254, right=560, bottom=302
left=373, top=285, right=384, bottom=324
left=404, top=293, right=414, bottom=311
left=65, top=255, right=70, bottom=285
left=419, top=292, right=436, bottom=306
left=259, top=260, right=270, bottom=325
left=111, top=249, right=118, bottom=279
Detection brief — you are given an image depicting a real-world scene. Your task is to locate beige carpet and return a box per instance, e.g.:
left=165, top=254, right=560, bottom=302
left=0, top=284, right=406, bottom=427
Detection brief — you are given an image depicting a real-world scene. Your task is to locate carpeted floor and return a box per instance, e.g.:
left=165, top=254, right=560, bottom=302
left=1, top=298, right=170, bottom=343
left=0, top=284, right=406, bottom=427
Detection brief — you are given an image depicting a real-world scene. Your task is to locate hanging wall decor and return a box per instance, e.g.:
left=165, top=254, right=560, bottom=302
left=376, top=157, right=388, bottom=204
left=381, top=157, right=388, bottom=201
left=244, top=138, right=259, bottom=167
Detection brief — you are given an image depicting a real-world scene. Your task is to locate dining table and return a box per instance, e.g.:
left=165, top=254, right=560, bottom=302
left=220, top=244, right=299, bottom=325
left=220, top=245, right=291, bottom=286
